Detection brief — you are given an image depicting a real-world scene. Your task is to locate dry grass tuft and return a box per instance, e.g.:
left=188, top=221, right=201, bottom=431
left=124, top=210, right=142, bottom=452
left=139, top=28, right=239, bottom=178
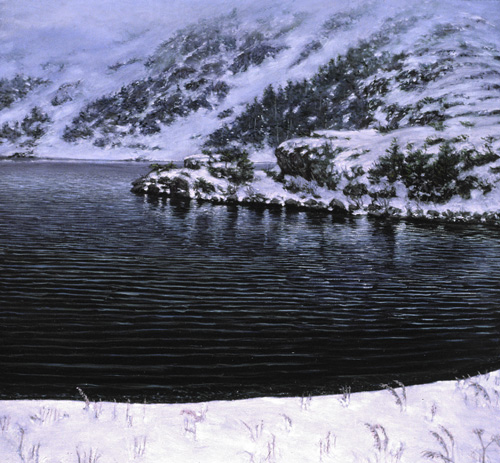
left=242, top=420, right=265, bottom=443
left=0, top=415, right=10, bottom=432
left=133, top=436, right=147, bottom=459
left=76, top=447, right=101, bottom=463
left=472, top=428, right=500, bottom=463
left=76, top=387, right=91, bottom=411
left=422, top=426, right=455, bottom=463
left=365, top=423, right=389, bottom=454
left=338, top=386, right=351, bottom=408
left=381, top=381, right=407, bottom=412
left=319, top=431, right=336, bottom=462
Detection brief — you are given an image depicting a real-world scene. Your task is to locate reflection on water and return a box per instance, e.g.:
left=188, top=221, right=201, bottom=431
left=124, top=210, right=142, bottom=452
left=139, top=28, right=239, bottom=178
left=0, top=162, right=499, bottom=402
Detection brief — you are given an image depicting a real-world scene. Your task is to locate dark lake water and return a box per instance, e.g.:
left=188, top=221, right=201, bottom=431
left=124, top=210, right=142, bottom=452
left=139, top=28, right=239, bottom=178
left=0, top=161, right=499, bottom=403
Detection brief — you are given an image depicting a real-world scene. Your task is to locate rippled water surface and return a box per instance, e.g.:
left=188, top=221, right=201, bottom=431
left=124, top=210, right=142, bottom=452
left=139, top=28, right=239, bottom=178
left=1, top=161, right=499, bottom=402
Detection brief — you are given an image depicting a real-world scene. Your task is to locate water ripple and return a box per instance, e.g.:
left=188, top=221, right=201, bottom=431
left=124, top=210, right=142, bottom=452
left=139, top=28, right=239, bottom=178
left=0, top=162, right=499, bottom=401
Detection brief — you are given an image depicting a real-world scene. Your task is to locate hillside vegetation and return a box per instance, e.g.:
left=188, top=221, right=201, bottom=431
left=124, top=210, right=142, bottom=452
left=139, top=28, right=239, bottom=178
left=2, top=0, right=500, bottom=220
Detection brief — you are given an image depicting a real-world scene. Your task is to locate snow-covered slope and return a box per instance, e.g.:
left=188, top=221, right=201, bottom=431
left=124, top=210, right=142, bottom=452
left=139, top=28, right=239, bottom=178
left=1, top=0, right=499, bottom=162
left=3, top=0, right=500, bottom=220
left=0, top=0, right=368, bottom=159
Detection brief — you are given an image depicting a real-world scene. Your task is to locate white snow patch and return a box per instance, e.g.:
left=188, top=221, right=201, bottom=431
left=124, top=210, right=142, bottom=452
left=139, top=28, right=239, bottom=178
left=0, top=370, right=499, bottom=462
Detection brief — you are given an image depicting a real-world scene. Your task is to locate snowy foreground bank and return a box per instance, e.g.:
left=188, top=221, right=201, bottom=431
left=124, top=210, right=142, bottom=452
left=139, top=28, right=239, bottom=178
left=1, top=371, right=499, bottom=463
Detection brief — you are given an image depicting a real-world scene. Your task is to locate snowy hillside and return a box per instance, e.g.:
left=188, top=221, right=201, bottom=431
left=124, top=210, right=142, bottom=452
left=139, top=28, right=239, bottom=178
left=2, top=0, right=500, bottom=220
left=1, top=0, right=498, bottom=161
left=0, top=0, right=375, bottom=160
left=124, top=0, right=500, bottom=223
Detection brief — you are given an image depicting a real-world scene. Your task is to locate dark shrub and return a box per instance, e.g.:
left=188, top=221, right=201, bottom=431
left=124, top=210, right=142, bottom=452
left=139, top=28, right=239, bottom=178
left=368, top=140, right=405, bottom=183
left=194, top=178, right=216, bottom=194
left=207, top=147, right=254, bottom=185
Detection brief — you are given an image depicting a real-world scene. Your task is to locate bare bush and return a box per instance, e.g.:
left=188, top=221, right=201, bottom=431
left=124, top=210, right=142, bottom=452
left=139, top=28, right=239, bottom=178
left=472, top=429, right=500, bottom=463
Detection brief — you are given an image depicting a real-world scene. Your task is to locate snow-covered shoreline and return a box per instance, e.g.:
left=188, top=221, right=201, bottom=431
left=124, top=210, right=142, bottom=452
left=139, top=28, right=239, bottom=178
left=133, top=171, right=500, bottom=227
left=131, top=128, right=500, bottom=227
left=1, top=370, right=499, bottom=462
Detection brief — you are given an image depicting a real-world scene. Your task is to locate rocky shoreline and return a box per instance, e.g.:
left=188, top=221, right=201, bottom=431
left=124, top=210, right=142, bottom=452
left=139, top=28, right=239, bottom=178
left=131, top=130, right=500, bottom=227
left=131, top=172, right=500, bottom=227
left=132, top=188, right=500, bottom=227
